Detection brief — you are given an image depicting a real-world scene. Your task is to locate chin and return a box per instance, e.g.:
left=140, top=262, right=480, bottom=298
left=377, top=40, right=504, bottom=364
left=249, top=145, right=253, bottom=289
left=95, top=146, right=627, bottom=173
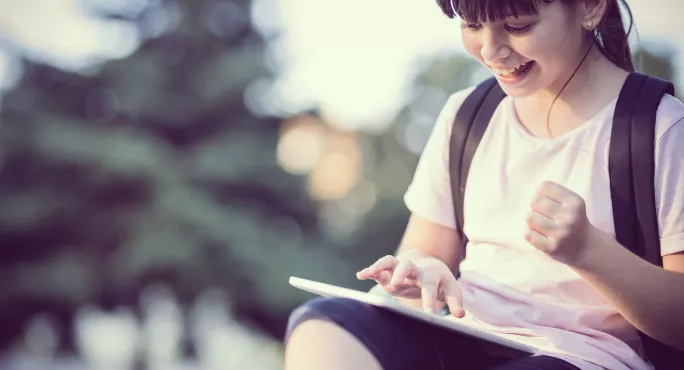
left=496, top=82, right=538, bottom=98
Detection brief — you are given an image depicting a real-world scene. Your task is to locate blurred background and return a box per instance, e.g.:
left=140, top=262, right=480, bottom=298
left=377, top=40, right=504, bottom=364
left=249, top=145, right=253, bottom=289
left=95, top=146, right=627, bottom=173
left=0, top=0, right=680, bottom=369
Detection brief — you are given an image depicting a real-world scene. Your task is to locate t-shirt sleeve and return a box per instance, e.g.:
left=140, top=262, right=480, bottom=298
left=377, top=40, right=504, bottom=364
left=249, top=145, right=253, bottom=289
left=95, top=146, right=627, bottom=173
left=403, top=87, right=475, bottom=229
left=655, top=115, right=684, bottom=256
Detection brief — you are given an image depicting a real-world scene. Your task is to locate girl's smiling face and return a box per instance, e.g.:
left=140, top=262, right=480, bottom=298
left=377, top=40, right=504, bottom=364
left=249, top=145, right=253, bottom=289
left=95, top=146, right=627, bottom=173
left=460, top=1, right=590, bottom=98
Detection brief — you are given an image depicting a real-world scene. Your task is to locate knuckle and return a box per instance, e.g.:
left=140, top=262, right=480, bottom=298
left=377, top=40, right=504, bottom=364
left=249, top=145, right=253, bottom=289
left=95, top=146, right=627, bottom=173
left=567, top=198, right=583, bottom=210
left=526, top=213, right=535, bottom=224
left=396, top=260, right=412, bottom=272
left=546, top=218, right=557, bottom=229
left=378, top=255, right=395, bottom=264
left=557, top=212, right=574, bottom=225
left=554, top=227, right=569, bottom=239
left=401, top=259, right=415, bottom=267
left=542, top=202, right=556, bottom=215
left=537, top=182, right=549, bottom=193
left=565, top=213, right=579, bottom=224
left=370, top=256, right=396, bottom=273
left=444, top=280, right=461, bottom=296
left=525, top=230, right=534, bottom=242
left=421, top=283, right=437, bottom=295
left=447, top=278, right=461, bottom=289
left=374, top=255, right=395, bottom=269
left=393, top=261, right=418, bottom=282
left=531, top=195, right=542, bottom=207
left=422, top=285, right=436, bottom=296
left=420, top=271, right=438, bottom=285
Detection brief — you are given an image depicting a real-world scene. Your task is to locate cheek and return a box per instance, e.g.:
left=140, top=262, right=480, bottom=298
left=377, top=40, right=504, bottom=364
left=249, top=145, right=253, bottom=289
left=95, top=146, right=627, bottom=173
left=512, top=34, right=548, bottom=61
left=529, top=26, right=579, bottom=62
left=516, top=33, right=565, bottom=69
left=461, top=34, right=484, bottom=63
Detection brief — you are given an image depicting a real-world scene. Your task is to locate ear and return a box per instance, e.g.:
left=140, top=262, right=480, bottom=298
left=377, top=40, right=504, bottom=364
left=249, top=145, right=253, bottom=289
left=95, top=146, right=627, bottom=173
left=581, top=0, right=609, bottom=30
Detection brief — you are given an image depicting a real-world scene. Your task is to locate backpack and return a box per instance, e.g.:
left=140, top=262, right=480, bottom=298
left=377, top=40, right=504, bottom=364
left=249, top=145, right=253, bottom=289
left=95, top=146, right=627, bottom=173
left=448, top=72, right=683, bottom=369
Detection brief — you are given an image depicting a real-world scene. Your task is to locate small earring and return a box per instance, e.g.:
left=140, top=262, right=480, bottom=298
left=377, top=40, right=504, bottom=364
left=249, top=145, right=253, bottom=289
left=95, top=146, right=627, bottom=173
left=584, top=19, right=594, bottom=29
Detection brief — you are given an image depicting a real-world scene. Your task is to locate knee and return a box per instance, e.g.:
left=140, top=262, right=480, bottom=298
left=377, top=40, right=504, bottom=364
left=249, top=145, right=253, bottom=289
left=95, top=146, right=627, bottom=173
left=284, top=317, right=383, bottom=370
left=285, top=297, right=371, bottom=343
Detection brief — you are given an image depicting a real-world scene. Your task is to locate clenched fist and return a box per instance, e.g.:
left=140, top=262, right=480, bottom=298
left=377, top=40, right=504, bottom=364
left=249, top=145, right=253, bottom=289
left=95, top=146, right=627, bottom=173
left=525, top=181, right=601, bottom=265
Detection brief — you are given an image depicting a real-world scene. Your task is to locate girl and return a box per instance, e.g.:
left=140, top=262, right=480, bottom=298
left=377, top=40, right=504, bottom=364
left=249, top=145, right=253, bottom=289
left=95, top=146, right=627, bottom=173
left=283, top=0, right=684, bottom=369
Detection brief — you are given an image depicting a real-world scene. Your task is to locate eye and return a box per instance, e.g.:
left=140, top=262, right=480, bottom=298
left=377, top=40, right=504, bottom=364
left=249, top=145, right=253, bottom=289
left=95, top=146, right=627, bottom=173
left=461, top=22, right=482, bottom=31
left=504, top=24, right=532, bottom=35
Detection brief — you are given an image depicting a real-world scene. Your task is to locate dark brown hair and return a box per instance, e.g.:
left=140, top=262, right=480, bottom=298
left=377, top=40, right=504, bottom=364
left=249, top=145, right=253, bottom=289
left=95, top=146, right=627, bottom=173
left=436, top=0, right=635, bottom=72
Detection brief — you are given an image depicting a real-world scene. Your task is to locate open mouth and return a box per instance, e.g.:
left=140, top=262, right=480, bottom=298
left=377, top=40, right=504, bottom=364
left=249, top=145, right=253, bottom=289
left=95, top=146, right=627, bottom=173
left=491, top=61, right=536, bottom=78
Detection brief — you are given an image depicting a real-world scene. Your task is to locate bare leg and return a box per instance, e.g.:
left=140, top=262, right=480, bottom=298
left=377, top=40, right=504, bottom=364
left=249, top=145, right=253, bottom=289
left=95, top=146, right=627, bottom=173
left=284, top=319, right=383, bottom=370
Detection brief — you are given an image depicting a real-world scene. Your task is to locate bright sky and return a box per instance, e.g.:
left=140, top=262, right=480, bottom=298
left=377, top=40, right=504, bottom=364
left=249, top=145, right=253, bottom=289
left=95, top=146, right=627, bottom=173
left=0, top=0, right=682, bottom=130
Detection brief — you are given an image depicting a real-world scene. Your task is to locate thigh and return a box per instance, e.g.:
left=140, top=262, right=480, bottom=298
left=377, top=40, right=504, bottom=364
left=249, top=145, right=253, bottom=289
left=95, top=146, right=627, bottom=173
left=488, top=355, right=582, bottom=370
left=286, top=297, right=446, bottom=370
left=286, top=297, right=519, bottom=370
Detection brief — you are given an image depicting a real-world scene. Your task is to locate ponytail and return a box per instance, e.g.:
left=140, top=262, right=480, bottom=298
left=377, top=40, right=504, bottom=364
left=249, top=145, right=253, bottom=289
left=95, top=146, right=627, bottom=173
left=594, top=0, right=635, bottom=72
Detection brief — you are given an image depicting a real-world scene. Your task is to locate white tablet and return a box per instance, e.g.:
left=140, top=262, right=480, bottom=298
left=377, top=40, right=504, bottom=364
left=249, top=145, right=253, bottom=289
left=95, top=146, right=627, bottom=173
left=289, top=276, right=539, bottom=357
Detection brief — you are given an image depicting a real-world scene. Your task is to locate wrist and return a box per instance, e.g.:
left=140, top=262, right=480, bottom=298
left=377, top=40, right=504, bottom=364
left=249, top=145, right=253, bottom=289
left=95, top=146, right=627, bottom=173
left=567, top=227, right=612, bottom=270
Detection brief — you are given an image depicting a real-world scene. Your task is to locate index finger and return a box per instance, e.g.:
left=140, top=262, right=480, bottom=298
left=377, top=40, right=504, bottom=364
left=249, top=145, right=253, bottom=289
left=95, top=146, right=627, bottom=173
left=530, top=194, right=562, bottom=218
left=367, top=255, right=399, bottom=275
left=535, top=181, right=575, bottom=203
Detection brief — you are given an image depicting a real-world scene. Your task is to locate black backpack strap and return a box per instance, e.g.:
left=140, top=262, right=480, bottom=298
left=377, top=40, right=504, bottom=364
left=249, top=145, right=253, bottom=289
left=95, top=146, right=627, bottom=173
left=610, top=72, right=674, bottom=264
left=610, top=72, right=682, bottom=369
left=631, top=75, right=674, bottom=266
left=449, top=78, right=506, bottom=244
left=609, top=73, right=648, bottom=257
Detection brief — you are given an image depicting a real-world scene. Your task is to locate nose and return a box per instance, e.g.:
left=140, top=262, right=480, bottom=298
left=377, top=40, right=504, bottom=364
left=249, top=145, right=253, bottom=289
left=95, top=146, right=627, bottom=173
left=479, top=28, right=512, bottom=64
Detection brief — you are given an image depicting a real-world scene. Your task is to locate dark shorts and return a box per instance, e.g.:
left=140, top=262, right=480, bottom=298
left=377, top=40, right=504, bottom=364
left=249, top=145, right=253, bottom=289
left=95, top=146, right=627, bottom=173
left=285, top=297, right=582, bottom=370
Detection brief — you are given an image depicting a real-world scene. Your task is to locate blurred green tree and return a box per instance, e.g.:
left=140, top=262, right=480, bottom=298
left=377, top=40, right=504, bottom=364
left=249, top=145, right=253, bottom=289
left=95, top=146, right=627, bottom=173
left=0, top=0, right=351, bottom=352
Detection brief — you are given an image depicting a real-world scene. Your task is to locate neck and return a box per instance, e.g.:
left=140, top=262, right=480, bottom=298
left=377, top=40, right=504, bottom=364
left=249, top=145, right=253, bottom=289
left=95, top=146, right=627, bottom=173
left=513, top=45, right=628, bottom=138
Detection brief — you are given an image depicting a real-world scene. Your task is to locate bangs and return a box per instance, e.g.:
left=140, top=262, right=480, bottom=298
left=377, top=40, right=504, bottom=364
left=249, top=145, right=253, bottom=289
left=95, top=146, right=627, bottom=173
left=437, top=0, right=545, bottom=22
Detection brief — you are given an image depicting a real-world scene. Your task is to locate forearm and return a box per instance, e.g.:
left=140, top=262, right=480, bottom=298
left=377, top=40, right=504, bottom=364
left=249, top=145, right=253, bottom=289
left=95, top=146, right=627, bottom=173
left=569, top=229, right=684, bottom=350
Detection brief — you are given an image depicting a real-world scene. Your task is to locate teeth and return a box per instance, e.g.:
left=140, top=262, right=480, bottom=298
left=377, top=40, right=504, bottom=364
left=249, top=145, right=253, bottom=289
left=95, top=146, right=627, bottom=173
left=492, top=62, right=529, bottom=77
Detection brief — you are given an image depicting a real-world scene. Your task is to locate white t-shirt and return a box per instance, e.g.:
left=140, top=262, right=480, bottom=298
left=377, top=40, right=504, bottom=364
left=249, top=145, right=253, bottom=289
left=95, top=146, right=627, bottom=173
left=404, top=86, right=684, bottom=370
